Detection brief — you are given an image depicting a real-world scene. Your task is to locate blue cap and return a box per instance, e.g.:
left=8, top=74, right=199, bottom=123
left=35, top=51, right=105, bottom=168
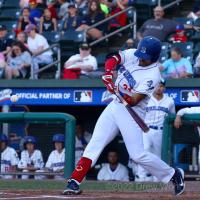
left=52, top=133, right=65, bottom=143
left=176, top=24, right=184, bottom=32
left=0, top=134, right=8, bottom=142
left=24, top=136, right=36, bottom=144
left=134, top=36, right=161, bottom=62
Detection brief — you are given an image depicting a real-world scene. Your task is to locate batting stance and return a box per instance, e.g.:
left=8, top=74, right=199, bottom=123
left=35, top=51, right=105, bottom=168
left=63, top=36, right=185, bottom=196
left=136, top=80, right=175, bottom=182
left=174, top=107, right=200, bottom=174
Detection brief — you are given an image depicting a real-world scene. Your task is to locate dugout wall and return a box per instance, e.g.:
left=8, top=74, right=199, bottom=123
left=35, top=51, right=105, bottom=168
left=162, top=114, right=200, bottom=173
left=0, top=112, right=76, bottom=178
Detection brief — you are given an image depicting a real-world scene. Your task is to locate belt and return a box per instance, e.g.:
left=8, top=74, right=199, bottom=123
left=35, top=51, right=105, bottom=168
left=149, top=125, right=163, bottom=130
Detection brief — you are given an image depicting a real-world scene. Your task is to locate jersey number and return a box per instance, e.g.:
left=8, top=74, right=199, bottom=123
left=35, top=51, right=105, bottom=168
left=123, top=84, right=132, bottom=92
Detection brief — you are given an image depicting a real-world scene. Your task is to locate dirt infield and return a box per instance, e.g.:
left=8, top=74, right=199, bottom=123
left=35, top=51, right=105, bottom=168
left=0, top=181, right=200, bottom=200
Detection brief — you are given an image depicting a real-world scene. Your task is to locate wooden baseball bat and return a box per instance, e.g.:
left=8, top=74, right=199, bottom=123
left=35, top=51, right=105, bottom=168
left=114, top=90, right=149, bottom=133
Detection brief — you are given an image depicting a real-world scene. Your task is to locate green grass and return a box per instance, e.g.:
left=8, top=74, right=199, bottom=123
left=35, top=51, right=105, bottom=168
left=0, top=180, right=164, bottom=192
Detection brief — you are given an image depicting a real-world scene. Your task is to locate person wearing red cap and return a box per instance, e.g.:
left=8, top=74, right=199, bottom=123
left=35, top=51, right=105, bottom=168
left=169, top=24, right=188, bottom=43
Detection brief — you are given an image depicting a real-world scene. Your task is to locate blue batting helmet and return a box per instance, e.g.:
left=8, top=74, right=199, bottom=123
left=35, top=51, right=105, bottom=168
left=134, top=36, right=161, bottom=62
left=0, top=134, right=8, bottom=142
left=52, top=134, right=65, bottom=143
left=24, top=136, right=36, bottom=144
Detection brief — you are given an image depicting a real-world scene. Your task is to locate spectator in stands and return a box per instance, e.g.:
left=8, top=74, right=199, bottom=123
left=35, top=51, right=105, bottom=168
left=169, top=24, right=188, bottom=43
left=188, top=2, right=200, bottom=21
left=5, top=41, right=32, bottom=79
left=25, top=24, right=53, bottom=79
left=109, top=0, right=128, bottom=31
left=29, top=0, right=43, bottom=24
left=76, top=0, right=106, bottom=40
left=18, top=136, right=44, bottom=180
left=75, top=122, right=91, bottom=164
left=61, top=4, right=83, bottom=32
left=18, top=8, right=33, bottom=32
left=0, top=134, right=19, bottom=179
left=137, top=6, right=200, bottom=42
left=19, top=0, right=44, bottom=8
left=159, top=47, right=193, bottom=79
left=46, top=0, right=58, bottom=19
left=123, top=38, right=136, bottom=49
left=63, top=42, right=97, bottom=79
left=58, top=0, right=69, bottom=19
left=97, top=149, right=129, bottom=181
left=137, top=6, right=178, bottom=42
left=75, top=0, right=88, bottom=16
left=17, top=32, right=28, bottom=47
left=45, top=134, right=65, bottom=180
left=39, top=8, right=57, bottom=33
left=0, top=25, right=14, bottom=59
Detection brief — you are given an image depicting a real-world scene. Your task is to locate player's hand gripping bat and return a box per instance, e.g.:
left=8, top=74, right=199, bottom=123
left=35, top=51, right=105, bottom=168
left=114, top=89, right=149, bottom=133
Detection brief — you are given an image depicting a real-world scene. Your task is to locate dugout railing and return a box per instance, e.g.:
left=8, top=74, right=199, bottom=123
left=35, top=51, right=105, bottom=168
left=0, top=112, right=76, bottom=178
left=162, top=114, right=200, bottom=178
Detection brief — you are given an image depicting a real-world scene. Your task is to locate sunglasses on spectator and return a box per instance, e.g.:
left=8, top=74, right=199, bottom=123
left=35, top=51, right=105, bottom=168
left=80, top=47, right=89, bottom=50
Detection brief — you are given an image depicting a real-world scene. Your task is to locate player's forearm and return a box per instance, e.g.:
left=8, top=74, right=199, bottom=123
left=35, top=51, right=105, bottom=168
left=177, top=107, right=200, bottom=116
left=105, top=54, right=121, bottom=72
left=121, top=92, right=147, bottom=106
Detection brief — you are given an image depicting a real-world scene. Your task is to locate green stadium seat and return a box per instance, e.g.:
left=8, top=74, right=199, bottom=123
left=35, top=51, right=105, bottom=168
left=0, top=8, right=20, bottom=20
left=135, top=0, right=157, bottom=6
left=191, top=32, right=200, bottom=41
left=193, top=42, right=200, bottom=55
left=174, top=18, right=193, bottom=25
left=60, top=30, right=84, bottom=42
left=161, top=42, right=170, bottom=52
left=159, top=51, right=169, bottom=63
left=0, top=20, right=18, bottom=33
left=0, top=0, right=20, bottom=8
left=171, top=42, right=193, bottom=57
left=42, top=31, right=61, bottom=44
left=96, top=53, right=106, bottom=68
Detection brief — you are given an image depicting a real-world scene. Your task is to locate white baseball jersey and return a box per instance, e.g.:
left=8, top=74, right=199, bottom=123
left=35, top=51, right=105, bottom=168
left=82, top=47, right=175, bottom=184
left=1, top=146, right=19, bottom=179
left=145, top=94, right=175, bottom=127
left=75, top=132, right=91, bottom=164
left=45, top=148, right=65, bottom=172
left=97, top=163, right=129, bottom=181
left=115, top=49, right=161, bottom=115
left=18, top=149, right=44, bottom=169
left=137, top=95, right=175, bottom=180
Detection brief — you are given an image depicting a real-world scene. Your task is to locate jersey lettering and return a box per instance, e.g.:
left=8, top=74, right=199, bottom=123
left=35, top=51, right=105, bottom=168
left=119, top=65, right=136, bottom=89
left=146, top=106, right=169, bottom=113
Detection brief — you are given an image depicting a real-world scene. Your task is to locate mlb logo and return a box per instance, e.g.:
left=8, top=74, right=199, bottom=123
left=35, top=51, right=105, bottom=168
left=181, top=90, right=199, bottom=102
left=74, top=90, right=92, bottom=102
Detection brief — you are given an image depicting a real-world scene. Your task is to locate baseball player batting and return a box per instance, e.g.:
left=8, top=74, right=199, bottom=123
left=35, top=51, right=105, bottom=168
left=63, top=36, right=185, bottom=196
left=136, top=80, right=175, bottom=182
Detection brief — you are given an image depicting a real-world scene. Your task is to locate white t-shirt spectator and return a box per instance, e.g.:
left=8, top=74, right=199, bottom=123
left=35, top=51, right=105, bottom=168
left=97, top=163, right=129, bottom=181
left=66, top=54, right=98, bottom=75
left=27, top=33, right=52, bottom=57
left=1, top=146, right=19, bottom=179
